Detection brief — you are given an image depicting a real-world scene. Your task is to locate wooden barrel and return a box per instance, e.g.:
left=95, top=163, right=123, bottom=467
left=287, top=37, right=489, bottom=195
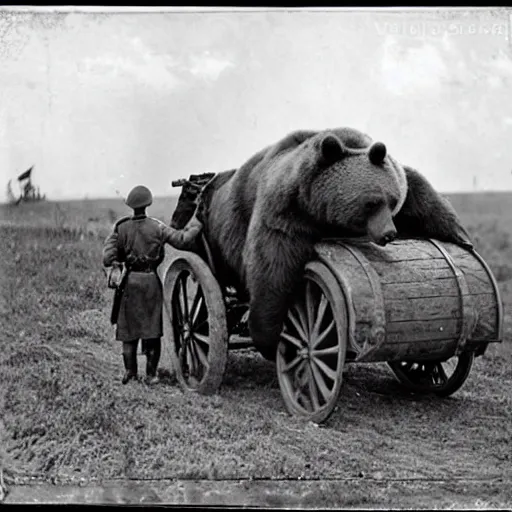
left=314, top=238, right=503, bottom=363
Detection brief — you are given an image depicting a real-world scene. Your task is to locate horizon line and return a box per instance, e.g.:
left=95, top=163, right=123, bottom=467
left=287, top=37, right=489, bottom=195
left=2, top=188, right=512, bottom=206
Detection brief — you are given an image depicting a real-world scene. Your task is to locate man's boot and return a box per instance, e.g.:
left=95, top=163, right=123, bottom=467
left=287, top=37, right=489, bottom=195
left=122, top=340, right=139, bottom=384
left=144, top=338, right=161, bottom=385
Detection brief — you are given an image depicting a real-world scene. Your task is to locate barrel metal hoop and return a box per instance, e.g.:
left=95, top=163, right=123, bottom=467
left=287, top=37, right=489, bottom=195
left=333, top=240, right=386, bottom=357
left=469, top=249, right=504, bottom=343
left=427, top=239, right=477, bottom=355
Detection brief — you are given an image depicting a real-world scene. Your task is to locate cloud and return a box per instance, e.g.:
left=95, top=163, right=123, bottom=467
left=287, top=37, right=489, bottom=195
left=80, top=42, right=234, bottom=92
left=380, top=36, right=446, bottom=95
left=81, top=36, right=181, bottom=91
left=188, top=51, right=234, bottom=81
left=0, top=21, right=184, bottom=97
left=487, top=75, right=502, bottom=89
left=488, top=49, right=512, bottom=77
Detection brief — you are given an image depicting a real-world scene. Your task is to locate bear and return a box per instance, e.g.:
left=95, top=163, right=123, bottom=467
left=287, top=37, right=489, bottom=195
left=194, top=127, right=473, bottom=359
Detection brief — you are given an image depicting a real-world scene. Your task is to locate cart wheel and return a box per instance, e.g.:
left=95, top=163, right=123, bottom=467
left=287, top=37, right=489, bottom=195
left=162, top=253, right=228, bottom=395
left=388, top=352, right=474, bottom=397
left=276, top=261, right=348, bottom=424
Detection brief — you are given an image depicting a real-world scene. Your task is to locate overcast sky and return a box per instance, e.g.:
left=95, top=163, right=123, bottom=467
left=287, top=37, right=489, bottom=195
left=1, top=7, right=512, bottom=201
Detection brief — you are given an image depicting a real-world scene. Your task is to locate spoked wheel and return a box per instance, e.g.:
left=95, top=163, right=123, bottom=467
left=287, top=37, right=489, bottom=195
left=388, top=352, right=474, bottom=397
left=276, top=261, right=348, bottom=424
left=162, top=253, right=228, bottom=395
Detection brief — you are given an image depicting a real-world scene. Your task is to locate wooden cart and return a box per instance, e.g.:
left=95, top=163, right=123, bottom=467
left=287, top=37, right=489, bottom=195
left=159, top=174, right=503, bottom=423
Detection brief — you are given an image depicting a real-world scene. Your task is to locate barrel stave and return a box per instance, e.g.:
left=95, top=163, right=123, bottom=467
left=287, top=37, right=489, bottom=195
left=442, top=243, right=501, bottom=343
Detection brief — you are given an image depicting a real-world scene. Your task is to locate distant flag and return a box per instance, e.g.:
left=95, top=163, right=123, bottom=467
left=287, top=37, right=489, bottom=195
left=17, top=166, right=33, bottom=181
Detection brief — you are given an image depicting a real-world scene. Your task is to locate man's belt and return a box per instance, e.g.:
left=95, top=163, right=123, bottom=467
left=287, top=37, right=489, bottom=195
left=126, top=265, right=156, bottom=273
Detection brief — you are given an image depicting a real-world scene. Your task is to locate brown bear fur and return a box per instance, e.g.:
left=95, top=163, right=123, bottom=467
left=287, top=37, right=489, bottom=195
left=201, top=127, right=473, bottom=357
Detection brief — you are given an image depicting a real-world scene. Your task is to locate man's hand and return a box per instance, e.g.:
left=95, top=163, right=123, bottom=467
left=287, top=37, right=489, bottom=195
left=107, top=263, right=123, bottom=289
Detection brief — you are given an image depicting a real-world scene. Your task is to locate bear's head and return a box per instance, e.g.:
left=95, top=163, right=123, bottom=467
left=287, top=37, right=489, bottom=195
left=293, top=127, right=408, bottom=246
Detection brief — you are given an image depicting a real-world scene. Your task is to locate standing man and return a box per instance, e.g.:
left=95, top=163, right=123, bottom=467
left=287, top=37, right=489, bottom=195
left=103, top=185, right=203, bottom=385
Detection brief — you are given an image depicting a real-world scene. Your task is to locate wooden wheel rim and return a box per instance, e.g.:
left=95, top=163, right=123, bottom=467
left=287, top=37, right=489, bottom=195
left=163, top=255, right=228, bottom=395
left=171, top=270, right=210, bottom=388
left=276, top=262, right=348, bottom=423
left=389, top=352, right=474, bottom=396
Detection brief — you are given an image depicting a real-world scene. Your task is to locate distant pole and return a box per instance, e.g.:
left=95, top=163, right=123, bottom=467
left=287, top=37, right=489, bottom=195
left=473, top=175, right=478, bottom=191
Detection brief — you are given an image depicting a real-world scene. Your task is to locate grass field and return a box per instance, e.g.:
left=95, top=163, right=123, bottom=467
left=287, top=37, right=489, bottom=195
left=0, top=192, right=511, bottom=507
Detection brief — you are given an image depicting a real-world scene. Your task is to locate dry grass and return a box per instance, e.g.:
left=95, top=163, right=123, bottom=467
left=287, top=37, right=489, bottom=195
left=0, top=194, right=511, bottom=507
left=0, top=196, right=178, bottom=240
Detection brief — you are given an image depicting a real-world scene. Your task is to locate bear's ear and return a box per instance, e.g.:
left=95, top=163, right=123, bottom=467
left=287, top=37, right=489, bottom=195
left=368, top=141, right=387, bottom=165
left=319, top=134, right=345, bottom=166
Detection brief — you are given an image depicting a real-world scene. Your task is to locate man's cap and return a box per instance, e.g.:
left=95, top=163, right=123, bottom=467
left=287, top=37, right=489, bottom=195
left=125, top=185, right=153, bottom=209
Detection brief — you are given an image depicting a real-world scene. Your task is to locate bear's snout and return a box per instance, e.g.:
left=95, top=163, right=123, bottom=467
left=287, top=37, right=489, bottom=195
left=375, top=229, right=397, bottom=246
left=367, top=209, right=397, bottom=246
left=369, top=142, right=387, bottom=165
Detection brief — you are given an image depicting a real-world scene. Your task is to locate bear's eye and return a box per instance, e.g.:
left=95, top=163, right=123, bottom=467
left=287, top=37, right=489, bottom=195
left=364, top=199, right=383, bottom=213
left=389, top=197, right=398, bottom=211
